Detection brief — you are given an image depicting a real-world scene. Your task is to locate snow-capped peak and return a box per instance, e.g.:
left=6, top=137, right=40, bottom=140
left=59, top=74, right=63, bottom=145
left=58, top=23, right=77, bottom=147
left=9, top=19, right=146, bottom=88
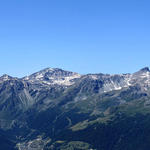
left=23, top=68, right=81, bottom=86
left=139, top=67, right=150, bottom=72
left=82, top=67, right=150, bottom=93
left=0, top=74, right=13, bottom=81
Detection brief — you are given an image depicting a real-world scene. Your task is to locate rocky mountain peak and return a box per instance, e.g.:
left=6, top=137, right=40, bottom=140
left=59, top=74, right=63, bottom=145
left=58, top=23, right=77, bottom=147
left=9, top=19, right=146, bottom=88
left=0, top=74, right=14, bottom=81
left=139, top=67, right=150, bottom=73
left=23, top=67, right=81, bottom=86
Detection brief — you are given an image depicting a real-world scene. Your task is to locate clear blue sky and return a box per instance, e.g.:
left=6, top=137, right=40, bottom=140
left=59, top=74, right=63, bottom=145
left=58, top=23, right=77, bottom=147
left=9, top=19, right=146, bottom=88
left=0, top=0, right=150, bottom=77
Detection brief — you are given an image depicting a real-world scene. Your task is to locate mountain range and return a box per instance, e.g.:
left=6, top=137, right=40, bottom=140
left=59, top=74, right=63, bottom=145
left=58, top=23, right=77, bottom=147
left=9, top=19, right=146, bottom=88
left=0, top=67, right=150, bottom=150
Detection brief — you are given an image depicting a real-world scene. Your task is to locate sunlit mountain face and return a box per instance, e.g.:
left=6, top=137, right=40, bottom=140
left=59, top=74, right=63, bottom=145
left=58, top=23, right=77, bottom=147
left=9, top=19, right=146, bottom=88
left=0, top=67, right=150, bottom=150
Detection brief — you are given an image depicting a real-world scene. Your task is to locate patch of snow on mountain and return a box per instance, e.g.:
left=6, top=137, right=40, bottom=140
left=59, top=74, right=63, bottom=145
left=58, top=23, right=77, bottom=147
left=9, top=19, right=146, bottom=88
left=52, top=74, right=81, bottom=86
left=35, top=74, right=44, bottom=79
left=90, top=75, right=99, bottom=80
left=23, top=68, right=81, bottom=86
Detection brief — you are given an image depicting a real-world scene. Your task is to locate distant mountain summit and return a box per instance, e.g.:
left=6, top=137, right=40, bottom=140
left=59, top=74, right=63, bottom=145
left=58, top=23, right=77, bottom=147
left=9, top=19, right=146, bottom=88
left=1, top=67, right=149, bottom=94
left=139, top=67, right=150, bottom=72
left=0, top=74, right=14, bottom=81
left=23, top=68, right=81, bottom=86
